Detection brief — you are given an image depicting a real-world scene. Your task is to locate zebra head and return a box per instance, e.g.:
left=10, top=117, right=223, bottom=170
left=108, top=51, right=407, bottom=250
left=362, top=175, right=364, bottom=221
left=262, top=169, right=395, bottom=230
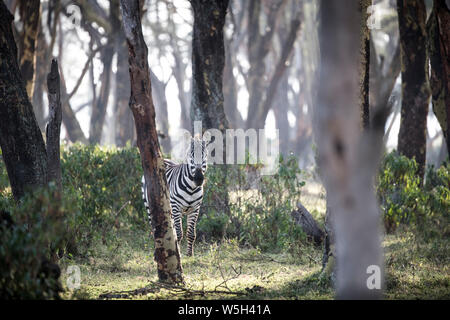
left=188, top=137, right=207, bottom=187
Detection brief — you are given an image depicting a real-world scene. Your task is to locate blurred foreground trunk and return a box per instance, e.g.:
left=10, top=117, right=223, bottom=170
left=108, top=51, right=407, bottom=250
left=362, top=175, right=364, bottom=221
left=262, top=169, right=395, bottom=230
left=315, top=0, right=385, bottom=299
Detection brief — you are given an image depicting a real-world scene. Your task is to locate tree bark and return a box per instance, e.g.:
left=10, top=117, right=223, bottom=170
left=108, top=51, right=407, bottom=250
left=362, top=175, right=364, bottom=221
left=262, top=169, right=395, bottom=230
left=120, top=0, right=183, bottom=284
left=190, top=0, right=231, bottom=133
left=359, top=0, right=371, bottom=129
left=315, top=0, right=384, bottom=299
left=427, top=0, right=450, bottom=155
left=0, top=1, right=48, bottom=200
left=46, top=59, right=62, bottom=192
left=18, top=0, right=41, bottom=98
left=397, top=0, right=431, bottom=180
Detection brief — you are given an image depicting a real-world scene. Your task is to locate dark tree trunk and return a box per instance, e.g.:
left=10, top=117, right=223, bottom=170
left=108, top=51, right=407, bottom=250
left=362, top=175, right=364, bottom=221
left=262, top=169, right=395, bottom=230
left=120, top=0, right=183, bottom=284
left=18, top=0, right=41, bottom=98
left=190, top=0, right=230, bottom=132
left=0, top=1, right=47, bottom=200
left=397, top=0, right=431, bottom=180
left=359, top=0, right=371, bottom=129
left=46, top=59, right=62, bottom=192
left=427, top=0, right=450, bottom=155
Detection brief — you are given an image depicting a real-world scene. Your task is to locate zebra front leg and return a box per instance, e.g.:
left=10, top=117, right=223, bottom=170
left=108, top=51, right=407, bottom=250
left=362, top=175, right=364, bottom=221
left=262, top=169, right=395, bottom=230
left=186, top=208, right=200, bottom=256
left=172, top=207, right=183, bottom=243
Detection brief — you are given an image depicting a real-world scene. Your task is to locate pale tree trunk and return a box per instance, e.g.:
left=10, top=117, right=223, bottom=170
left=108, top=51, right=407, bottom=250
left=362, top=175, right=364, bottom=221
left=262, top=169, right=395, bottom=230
left=315, top=0, right=384, bottom=299
left=397, top=0, right=431, bottom=181
left=246, top=0, right=285, bottom=130
left=427, top=0, right=450, bottom=155
left=120, top=0, right=183, bottom=284
left=112, top=0, right=134, bottom=147
left=150, top=70, right=171, bottom=154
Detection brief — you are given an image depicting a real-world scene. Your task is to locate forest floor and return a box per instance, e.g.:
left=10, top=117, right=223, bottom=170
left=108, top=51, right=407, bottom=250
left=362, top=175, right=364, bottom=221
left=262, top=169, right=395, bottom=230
left=59, top=182, right=450, bottom=300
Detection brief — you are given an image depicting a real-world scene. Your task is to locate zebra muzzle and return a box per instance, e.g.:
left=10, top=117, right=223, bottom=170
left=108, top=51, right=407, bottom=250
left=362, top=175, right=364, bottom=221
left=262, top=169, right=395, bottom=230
left=193, top=169, right=204, bottom=186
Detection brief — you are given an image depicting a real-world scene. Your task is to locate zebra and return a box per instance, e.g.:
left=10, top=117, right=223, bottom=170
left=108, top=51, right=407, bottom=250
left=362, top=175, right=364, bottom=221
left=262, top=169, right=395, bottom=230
left=142, top=137, right=207, bottom=256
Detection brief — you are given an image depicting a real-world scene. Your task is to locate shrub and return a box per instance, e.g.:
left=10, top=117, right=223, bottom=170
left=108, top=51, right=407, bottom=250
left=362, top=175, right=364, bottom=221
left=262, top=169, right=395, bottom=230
left=198, top=154, right=306, bottom=251
left=60, top=143, right=145, bottom=256
left=0, top=186, right=65, bottom=299
left=377, top=152, right=449, bottom=234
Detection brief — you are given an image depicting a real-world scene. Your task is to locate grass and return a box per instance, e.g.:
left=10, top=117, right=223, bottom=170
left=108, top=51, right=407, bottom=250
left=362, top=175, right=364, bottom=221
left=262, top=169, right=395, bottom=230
left=59, top=228, right=449, bottom=300
left=58, top=181, right=449, bottom=300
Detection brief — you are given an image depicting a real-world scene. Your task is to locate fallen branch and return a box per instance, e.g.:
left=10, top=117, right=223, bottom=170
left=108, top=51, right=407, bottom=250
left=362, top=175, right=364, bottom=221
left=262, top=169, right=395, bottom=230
left=291, top=202, right=325, bottom=246
left=98, top=281, right=246, bottom=299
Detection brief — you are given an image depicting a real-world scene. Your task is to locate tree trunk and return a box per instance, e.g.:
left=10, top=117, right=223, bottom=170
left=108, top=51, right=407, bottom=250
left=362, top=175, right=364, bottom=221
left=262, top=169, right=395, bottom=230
left=427, top=0, right=450, bottom=155
left=315, top=0, right=384, bottom=299
left=190, top=0, right=230, bottom=132
left=18, top=0, right=41, bottom=98
left=273, top=73, right=290, bottom=155
left=397, top=0, right=431, bottom=180
left=246, top=0, right=285, bottom=130
left=59, top=71, right=88, bottom=144
left=89, top=43, right=114, bottom=145
left=0, top=1, right=47, bottom=200
left=359, top=0, right=371, bottom=129
left=150, top=70, right=171, bottom=154
left=254, top=13, right=302, bottom=131
left=113, top=5, right=134, bottom=147
left=120, top=0, right=183, bottom=284
left=46, top=59, right=62, bottom=192
left=32, top=22, right=49, bottom=132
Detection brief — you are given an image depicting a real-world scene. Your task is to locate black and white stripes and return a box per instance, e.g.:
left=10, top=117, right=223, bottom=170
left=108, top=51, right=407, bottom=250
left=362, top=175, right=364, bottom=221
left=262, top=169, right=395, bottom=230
left=142, top=137, right=207, bottom=256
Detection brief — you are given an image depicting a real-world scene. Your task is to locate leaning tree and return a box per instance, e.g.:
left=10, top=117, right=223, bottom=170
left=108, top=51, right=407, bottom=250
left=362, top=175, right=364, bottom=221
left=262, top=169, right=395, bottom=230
left=119, top=0, right=183, bottom=284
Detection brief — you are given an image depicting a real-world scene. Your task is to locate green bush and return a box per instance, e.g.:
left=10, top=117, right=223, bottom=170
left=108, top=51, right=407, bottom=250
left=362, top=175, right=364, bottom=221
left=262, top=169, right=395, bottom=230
left=198, top=154, right=306, bottom=251
left=60, top=143, right=145, bottom=256
left=377, top=152, right=449, bottom=234
left=0, top=186, right=65, bottom=299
